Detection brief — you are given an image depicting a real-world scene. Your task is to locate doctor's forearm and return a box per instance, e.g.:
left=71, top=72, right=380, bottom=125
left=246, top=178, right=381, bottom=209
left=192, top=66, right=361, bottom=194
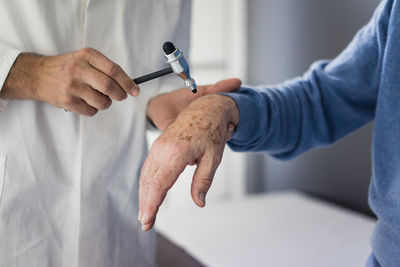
left=0, top=53, right=41, bottom=100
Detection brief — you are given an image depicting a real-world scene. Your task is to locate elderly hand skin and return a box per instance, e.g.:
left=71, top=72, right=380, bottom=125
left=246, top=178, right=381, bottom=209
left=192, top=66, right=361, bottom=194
left=0, top=49, right=139, bottom=116
left=139, top=93, right=240, bottom=231
left=146, top=78, right=241, bottom=131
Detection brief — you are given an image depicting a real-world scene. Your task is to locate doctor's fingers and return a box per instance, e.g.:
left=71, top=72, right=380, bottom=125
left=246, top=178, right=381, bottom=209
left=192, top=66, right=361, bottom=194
left=74, top=84, right=112, bottom=111
left=64, top=97, right=98, bottom=116
left=202, top=78, right=242, bottom=95
left=80, top=64, right=129, bottom=101
left=77, top=48, right=140, bottom=96
left=177, top=78, right=242, bottom=106
left=190, top=151, right=222, bottom=207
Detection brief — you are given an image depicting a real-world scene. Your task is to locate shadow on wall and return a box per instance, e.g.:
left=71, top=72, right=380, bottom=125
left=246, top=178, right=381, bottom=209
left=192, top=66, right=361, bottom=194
left=246, top=0, right=380, bottom=217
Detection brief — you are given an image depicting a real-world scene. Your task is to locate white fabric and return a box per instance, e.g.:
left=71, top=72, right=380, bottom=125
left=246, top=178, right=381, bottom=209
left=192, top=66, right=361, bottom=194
left=0, top=1, right=191, bottom=266
left=156, top=191, right=376, bottom=267
left=0, top=43, right=21, bottom=111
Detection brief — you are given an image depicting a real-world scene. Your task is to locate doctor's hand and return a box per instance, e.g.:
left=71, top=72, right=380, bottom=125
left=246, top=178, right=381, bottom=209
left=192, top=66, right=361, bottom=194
left=139, top=93, right=239, bottom=231
left=0, top=49, right=139, bottom=116
left=146, top=78, right=241, bottom=131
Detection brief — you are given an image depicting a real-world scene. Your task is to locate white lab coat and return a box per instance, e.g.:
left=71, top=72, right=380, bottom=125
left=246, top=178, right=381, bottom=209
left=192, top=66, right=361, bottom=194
left=0, top=1, right=191, bottom=266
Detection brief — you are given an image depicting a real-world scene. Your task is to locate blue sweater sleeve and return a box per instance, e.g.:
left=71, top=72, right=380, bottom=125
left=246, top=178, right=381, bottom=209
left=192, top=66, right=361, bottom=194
left=222, top=0, right=390, bottom=159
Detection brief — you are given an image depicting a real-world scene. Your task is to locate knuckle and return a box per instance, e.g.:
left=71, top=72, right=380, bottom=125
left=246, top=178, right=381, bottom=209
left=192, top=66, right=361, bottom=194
left=87, top=108, right=98, bottom=117
left=125, top=77, right=135, bottom=88
left=100, top=77, right=115, bottom=93
left=115, top=92, right=127, bottom=101
left=63, top=96, right=77, bottom=107
left=196, top=177, right=213, bottom=189
left=97, top=78, right=126, bottom=100
left=78, top=47, right=94, bottom=58
left=97, top=97, right=112, bottom=110
left=108, top=63, right=122, bottom=77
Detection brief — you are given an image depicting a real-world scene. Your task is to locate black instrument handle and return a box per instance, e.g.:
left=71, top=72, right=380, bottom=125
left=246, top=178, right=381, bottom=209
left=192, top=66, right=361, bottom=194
left=133, top=66, right=173, bottom=84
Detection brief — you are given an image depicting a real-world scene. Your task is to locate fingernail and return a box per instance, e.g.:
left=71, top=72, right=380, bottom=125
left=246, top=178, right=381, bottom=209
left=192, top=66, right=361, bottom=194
left=199, top=192, right=206, bottom=205
left=141, top=224, right=150, bottom=231
left=138, top=211, right=142, bottom=221
left=131, top=86, right=140, bottom=96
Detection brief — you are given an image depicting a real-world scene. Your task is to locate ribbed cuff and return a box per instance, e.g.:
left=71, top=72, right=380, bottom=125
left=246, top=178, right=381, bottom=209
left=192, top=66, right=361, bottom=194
left=219, top=87, right=264, bottom=148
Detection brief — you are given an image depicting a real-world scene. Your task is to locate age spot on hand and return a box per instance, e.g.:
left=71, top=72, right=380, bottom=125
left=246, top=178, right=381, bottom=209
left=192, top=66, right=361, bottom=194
left=179, top=135, right=192, bottom=141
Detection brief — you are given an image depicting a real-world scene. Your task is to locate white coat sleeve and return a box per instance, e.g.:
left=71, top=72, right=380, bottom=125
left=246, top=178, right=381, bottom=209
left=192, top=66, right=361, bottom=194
left=0, top=43, right=22, bottom=111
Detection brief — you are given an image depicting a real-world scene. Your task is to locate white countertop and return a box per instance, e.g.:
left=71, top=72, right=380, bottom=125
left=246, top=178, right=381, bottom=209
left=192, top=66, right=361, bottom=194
left=156, top=191, right=376, bottom=267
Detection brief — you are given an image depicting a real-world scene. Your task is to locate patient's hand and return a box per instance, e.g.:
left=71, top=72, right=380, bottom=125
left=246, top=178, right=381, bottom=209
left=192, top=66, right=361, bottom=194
left=139, top=93, right=240, bottom=231
left=147, top=78, right=241, bottom=131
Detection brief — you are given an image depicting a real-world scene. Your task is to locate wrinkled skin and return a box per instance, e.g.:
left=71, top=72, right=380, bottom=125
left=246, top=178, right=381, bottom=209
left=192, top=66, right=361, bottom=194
left=139, top=93, right=240, bottom=231
left=146, top=78, right=241, bottom=131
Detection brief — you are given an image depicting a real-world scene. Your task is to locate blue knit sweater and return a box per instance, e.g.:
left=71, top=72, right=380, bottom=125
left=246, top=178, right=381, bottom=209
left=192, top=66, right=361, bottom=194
left=224, top=0, right=399, bottom=265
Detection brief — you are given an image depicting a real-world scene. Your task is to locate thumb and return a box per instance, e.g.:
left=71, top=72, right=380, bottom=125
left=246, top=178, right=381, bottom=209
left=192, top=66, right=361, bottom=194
left=190, top=153, right=221, bottom=207
left=203, top=78, right=242, bottom=94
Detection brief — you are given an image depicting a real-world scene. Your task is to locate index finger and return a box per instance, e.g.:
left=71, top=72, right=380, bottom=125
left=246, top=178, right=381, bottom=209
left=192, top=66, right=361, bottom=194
left=81, top=48, right=140, bottom=96
left=139, top=155, right=187, bottom=231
